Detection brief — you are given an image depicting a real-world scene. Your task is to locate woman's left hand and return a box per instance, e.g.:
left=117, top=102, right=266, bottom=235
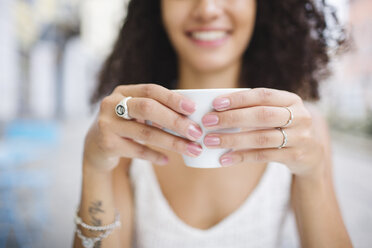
left=202, top=88, right=326, bottom=179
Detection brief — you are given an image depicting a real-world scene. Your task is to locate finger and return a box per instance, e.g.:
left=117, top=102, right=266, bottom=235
left=110, top=118, right=203, bottom=157
left=144, top=120, right=163, bottom=129
left=102, top=93, right=203, bottom=142
left=136, top=118, right=146, bottom=124
left=118, top=137, right=170, bottom=165
left=202, top=106, right=296, bottom=130
left=126, top=97, right=203, bottom=141
left=100, top=133, right=169, bottom=166
left=113, top=83, right=196, bottom=115
left=204, top=128, right=296, bottom=150
left=212, top=88, right=301, bottom=111
left=151, top=122, right=163, bottom=129
left=219, top=147, right=299, bottom=167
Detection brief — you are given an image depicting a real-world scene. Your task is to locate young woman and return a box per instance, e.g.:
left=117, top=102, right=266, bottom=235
left=73, top=0, right=352, bottom=247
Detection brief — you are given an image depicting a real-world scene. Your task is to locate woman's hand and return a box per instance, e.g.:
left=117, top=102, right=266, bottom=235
left=202, top=87, right=326, bottom=179
left=83, top=83, right=204, bottom=173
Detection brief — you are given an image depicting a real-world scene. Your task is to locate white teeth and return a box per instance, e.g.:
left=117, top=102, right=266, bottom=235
left=191, top=31, right=228, bottom=41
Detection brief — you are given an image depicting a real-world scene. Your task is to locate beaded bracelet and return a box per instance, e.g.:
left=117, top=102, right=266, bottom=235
left=76, top=227, right=114, bottom=248
left=74, top=208, right=121, bottom=248
left=74, top=209, right=121, bottom=231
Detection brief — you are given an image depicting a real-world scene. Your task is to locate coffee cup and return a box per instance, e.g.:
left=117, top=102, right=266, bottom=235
left=160, top=88, right=250, bottom=168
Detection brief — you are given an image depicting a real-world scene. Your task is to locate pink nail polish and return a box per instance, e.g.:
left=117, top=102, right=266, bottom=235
left=188, top=124, right=203, bottom=140
left=204, top=136, right=220, bottom=146
left=181, top=100, right=196, bottom=113
left=220, top=156, right=233, bottom=166
left=187, top=143, right=202, bottom=156
left=213, top=98, right=230, bottom=110
left=158, top=156, right=168, bottom=165
left=202, top=115, right=219, bottom=126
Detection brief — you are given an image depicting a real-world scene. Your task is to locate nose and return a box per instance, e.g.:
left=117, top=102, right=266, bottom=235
left=191, top=0, right=223, bottom=22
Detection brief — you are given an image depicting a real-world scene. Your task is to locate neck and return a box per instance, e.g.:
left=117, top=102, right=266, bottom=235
left=177, top=60, right=242, bottom=89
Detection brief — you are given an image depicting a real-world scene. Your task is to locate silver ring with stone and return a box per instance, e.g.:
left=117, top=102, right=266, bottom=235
left=276, top=127, right=288, bottom=149
left=115, top=96, right=133, bottom=120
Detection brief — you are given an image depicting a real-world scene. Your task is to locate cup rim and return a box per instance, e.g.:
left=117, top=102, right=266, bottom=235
left=172, top=88, right=250, bottom=93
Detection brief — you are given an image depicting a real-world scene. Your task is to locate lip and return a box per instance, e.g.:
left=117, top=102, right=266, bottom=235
left=185, top=28, right=232, bottom=48
left=186, top=27, right=232, bottom=32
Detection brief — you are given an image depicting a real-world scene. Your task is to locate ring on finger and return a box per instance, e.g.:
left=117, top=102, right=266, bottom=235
left=281, top=107, right=293, bottom=128
left=276, top=127, right=288, bottom=149
left=115, top=96, right=133, bottom=120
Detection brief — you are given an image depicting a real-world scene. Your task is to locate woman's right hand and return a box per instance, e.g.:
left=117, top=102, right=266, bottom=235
left=83, top=83, right=204, bottom=173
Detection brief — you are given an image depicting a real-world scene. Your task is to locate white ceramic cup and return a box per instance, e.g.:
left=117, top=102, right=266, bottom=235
left=163, top=88, right=251, bottom=168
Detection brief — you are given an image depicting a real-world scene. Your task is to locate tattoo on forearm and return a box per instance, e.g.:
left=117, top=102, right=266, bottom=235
left=89, top=200, right=104, bottom=248
left=89, top=200, right=104, bottom=215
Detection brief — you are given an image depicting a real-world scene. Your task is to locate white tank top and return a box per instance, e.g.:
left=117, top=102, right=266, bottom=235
left=129, top=158, right=299, bottom=248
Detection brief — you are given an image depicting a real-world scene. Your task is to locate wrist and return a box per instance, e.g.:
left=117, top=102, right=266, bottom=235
left=295, top=157, right=327, bottom=181
left=293, top=166, right=326, bottom=190
left=82, top=149, right=119, bottom=173
left=83, top=161, right=114, bottom=178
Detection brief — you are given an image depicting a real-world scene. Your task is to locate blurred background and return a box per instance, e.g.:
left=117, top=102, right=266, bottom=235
left=0, top=0, right=371, bottom=247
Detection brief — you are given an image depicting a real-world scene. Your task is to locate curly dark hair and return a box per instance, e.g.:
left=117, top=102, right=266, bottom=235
left=91, top=0, right=348, bottom=105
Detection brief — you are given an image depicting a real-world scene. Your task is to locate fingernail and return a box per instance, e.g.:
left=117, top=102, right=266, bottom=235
left=188, top=124, right=203, bottom=140
left=181, top=100, right=196, bottom=114
left=213, top=98, right=230, bottom=110
left=187, top=143, right=203, bottom=156
left=204, top=136, right=220, bottom=146
left=220, top=155, right=234, bottom=167
left=158, top=156, right=168, bottom=165
left=202, top=115, right=219, bottom=126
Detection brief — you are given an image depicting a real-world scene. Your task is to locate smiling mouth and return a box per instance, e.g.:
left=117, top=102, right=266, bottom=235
left=187, top=30, right=230, bottom=41
left=185, top=30, right=232, bottom=48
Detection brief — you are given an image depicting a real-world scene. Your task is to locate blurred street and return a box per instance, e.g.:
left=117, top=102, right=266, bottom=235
left=331, top=129, right=372, bottom=247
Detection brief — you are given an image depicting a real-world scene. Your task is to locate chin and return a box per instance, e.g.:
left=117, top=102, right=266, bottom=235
left=194, top=62, right=230, bottom=73
left=188, top=56, right=236, bottom=73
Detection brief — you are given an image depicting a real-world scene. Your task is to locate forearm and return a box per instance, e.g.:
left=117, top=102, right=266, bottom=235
left=292, top=171, right=352, bottom=248
left=73, top=163, right=121, bottom=248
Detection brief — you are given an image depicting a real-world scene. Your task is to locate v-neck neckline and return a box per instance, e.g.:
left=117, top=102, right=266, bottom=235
left=146, top=162, right=272, bottom=235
